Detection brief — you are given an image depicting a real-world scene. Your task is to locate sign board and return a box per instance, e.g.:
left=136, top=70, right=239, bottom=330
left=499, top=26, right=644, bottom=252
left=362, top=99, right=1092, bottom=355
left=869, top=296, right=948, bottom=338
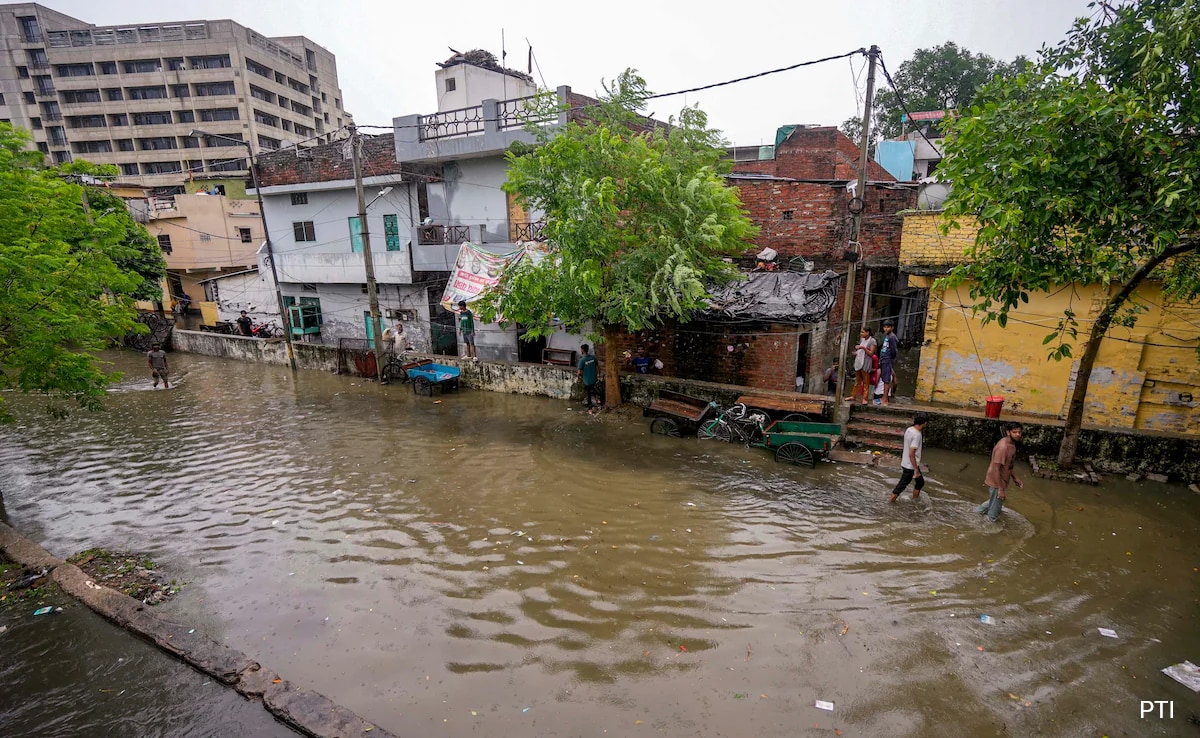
left=440, top=242, right=526, bottom=310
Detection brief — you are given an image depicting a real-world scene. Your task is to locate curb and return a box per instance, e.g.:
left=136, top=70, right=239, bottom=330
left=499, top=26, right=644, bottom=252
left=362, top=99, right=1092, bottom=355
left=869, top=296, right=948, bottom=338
left=0, top=521, right=396, bottom=738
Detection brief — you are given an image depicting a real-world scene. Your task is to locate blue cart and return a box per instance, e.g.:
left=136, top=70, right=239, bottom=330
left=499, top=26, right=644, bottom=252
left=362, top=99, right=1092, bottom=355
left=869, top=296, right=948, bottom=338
left=401, top=358, right=461, bottom=396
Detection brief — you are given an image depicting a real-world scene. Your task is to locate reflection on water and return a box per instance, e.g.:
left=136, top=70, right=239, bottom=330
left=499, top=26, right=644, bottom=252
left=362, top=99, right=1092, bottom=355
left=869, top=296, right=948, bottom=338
left=2, top=350, right=1199, bottom=737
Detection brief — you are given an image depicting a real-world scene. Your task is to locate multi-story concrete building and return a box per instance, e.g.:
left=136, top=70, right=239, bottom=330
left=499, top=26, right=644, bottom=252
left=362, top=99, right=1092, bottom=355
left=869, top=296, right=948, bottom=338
left=0, top=3, right=351, bottom=185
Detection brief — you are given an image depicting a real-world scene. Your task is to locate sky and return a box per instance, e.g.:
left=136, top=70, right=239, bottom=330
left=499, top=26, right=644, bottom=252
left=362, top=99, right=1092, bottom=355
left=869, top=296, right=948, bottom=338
left=41, top=0, right=1094, bottom=145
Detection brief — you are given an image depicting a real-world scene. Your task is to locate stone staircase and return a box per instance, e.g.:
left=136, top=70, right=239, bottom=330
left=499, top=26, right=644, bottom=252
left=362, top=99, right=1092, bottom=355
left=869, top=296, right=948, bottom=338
left=845, top=406, right=910, bottom=453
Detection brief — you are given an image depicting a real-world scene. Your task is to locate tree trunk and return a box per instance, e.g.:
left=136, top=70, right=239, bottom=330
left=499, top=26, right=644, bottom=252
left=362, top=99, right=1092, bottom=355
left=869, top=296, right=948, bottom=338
left=1057, top=241, right=1197, bottom=466
left=602, top=325, right=623, bottom=408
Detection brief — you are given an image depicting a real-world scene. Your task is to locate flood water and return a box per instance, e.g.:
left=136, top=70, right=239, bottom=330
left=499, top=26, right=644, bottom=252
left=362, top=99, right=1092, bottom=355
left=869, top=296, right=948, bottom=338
left=1, top=350, right=1198, bottom=737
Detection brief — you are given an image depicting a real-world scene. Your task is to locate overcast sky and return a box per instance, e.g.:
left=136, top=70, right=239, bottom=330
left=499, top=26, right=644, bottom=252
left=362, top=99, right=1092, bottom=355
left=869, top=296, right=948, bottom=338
left=44, top=0, right=1092, bottom=145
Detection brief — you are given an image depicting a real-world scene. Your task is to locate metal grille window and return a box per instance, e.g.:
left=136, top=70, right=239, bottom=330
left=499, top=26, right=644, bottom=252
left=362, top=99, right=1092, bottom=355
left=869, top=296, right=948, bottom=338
left=61, top=90, right=100, bottom=104
left=290, top=192, right=308, bottom=205
left=139, top=137, right=176, bottom=150
left=128, top=86, right=167, bottom=100
left=157, top=234, right=172, bottom=253
left=99, top=61, right=117, bottom=75
left=188, top=55, right=231, bottom=69
left=383, top=214, right=400, bottom=251
left=69, top=115, right=107, bottom=128
left=239, top=227, right=252, bottom=243
left=105, top=88, right=123, bottom=101
left=176, top=110, right=195, bottom=124
left=27, top=49, right=48, bottom=69
left=203, top=133, right=242, bottom=147
left=116, top=139, right=134, bottom=151
left=122, top=59, right=161, bottom=74
left=72, top=140, right=112, bottom=154
left=245, top=58, right=272, bottom=79
left=193, top=82, right=235, bottom=97
left=132, top=112, right=172, bottom=126
left=199, top=108, right=238, bottom=123
left=55, top=64, right=94, bottom=77
left=171, top=84, right=190, bottom=98
left=293, top=221, right=316, bottom=242
left=143, top=161, right=183, bottom=174
left=120, top=163, right=138, bottom=176
left=109, top=114, right=128, bottom=127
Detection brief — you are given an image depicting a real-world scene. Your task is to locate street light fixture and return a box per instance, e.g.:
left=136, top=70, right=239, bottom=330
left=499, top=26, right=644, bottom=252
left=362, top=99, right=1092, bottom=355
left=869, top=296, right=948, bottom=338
left=191, top=128, right=297, bottom=372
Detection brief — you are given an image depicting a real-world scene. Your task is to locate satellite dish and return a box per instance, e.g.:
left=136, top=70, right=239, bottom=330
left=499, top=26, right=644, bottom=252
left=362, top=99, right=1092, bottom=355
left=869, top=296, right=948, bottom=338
left=917, top=181, right=951, bottom=210
left=421, top=216, right=434, bottom=226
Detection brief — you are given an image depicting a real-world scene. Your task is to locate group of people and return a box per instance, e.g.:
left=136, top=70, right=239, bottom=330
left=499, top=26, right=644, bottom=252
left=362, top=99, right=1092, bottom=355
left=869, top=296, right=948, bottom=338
left=848, top=319, right=899, bottom=405
left=888, top=412, right=1025, bottom=522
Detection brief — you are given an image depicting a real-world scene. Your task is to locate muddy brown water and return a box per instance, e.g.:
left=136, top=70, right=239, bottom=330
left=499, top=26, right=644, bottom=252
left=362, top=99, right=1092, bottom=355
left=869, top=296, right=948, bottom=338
left=1, top=350, right=1198, bottom=737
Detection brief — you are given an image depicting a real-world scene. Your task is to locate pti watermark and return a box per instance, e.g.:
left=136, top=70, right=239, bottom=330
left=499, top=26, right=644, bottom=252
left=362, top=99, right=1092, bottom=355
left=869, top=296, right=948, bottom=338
left=1140, top=700, right=1174, bottom=719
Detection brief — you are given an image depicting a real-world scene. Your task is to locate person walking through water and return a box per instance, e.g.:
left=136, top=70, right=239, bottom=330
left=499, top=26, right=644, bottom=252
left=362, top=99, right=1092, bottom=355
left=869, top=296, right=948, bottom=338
left=577, top=344, right=600, bottom=413
left=850, top=327, right=877, bottom=405
left=455, top=300, right=478, bottom=360
left=977, top=422, right=1024, bottom=522
left=889, top=413, right=927, bottom=503
left=147, top=342, right=170, bottom=389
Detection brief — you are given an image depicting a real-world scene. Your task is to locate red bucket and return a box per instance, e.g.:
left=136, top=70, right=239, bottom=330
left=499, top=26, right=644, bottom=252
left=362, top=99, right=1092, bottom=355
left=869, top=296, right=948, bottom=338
left=984, top=396, right=1004, bottom=419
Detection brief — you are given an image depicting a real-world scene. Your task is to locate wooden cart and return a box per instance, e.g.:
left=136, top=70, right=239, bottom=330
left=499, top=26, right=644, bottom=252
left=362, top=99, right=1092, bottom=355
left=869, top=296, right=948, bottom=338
left=736, top=393, right=830, bottom=422
left=643, top=390, right=718, bottom=437
left=754, top=420, right=841, bottom=467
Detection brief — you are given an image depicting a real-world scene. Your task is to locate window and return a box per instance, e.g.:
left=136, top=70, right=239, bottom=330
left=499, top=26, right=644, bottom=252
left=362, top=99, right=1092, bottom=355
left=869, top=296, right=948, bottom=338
left=120, top=163, right=139, bottom=176
left=188, top=55, right=231, bottom=69
left=281, top=120, right=292, bottom=132
left=52, top=151, right=71, bottom=164
left=199, top=232, right=211, bottom=242
left=157, top=234, right=172, bottom=253
left=383, top=214, right=401, bottom=251
left=238, top=227, right=252, bottom=243
left=37, top=142, right=49, bottom=153
left=199, top=108, right=238, bottom=122
left=193, top=82, right=235, bottom=97
left=207, top=158, right=245, bottom=172
left=132, top=111, right=172, bottom=126
left=335, top=98, right=341, bottom=110
left=19, top=16, right=41, bottom=43
left=72, top=140, right=112, bottom=154
left=17, top=67, right=29, bottom=79
left=24, top=92, right=36, bottom=105
left=0, top=93, right=4, bottom=105
left=33, top=76, right=54, bottom=94
left=170, top=84, right=190, bottom=98
left=122, top=59, right=161, bottom=74
left=348, top=216, right=363, bottom=253
left=116, top=139, right=134, bottom=151
left=782, top=210, right=794, bottom=220
left=278, top=96, right=291, bottom=110
left=27, top=49, right=48, bottom=69
left=143, top=161, right=183, bottom=174
left=203, top=133, right=242, bottom=148
left=275, top=72, right=286, bottom=84
left=104, top=88, right=123, bottom=101
left=30, top=117, right=41, bottom=129
left=109, top=113, right=128, bottom=126
left=128, top=86, right=167, bottom=100
left=175, top=110, right=195, bottom=124
left=99, top=61, right=117, bottom=75
left=47, top=126, right=66, bottom=146
left=249, top=85, right=274, bottom=103
left=293, top=221, right=316, bottom=242
left=290, top=192, right=308, bottom=205
left=61, top=89, right=100, bottom=104
left=181, top=135, right=200, bottom=149
left=253, top=110, right=278, bottom=127
left=41, top=101, right=61, bottom=121
left=445, top=77, right=456, bottom=93
left=288, top=78, right=309, bottom=94
left=245, top=58, right=272, bottom=79
left=139, top=137, right=176, bottom=150
left=68, top=115, right=107, bottom=128
left=257, top=135, right=281, bottom=150
left=55, top=63, right=94, bottom=77
left=166, top=57, right=185, bottom=71
left=321, top=92, right=327, bottom=102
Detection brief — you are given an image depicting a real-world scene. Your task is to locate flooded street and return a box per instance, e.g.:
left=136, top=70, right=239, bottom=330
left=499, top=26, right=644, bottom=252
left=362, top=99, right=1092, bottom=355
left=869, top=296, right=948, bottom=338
left=2, top=350, right=1198, bottom=737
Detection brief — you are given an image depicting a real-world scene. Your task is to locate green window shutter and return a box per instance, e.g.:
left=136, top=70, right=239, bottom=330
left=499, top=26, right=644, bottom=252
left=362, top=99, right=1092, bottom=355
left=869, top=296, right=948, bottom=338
left=383, top=214, right=400, bottom=251
left=348, top=216, right=363, bottom=253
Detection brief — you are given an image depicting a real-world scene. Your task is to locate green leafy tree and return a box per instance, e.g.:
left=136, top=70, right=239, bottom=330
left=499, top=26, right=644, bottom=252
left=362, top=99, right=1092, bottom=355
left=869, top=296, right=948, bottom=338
left=0, top=124, right=160, bottom=420
left=477, top=71, right=757, bottom=407
left=842, top=42, right=1026, bottom=145
left=937, top=0, right=1200, bottom=466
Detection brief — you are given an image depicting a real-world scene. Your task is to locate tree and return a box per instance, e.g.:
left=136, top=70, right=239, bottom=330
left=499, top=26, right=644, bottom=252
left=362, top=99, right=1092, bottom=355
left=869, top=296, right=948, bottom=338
left=476, top=71, right=758, bottom=407
left=937, top=0, right=1200, bottom=466
left=841, top=42, right=1026, bottom=145
left=0, top=123, right=161, bottom=420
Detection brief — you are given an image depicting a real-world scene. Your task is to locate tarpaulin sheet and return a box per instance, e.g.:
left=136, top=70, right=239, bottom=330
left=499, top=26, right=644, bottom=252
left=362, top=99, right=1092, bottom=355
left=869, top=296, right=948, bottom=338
left=706, top=270, right=840, bottom=323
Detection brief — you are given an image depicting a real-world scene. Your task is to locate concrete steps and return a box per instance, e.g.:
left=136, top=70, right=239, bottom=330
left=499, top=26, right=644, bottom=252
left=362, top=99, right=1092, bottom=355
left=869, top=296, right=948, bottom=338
left=845, top=406, right=909, bottom=453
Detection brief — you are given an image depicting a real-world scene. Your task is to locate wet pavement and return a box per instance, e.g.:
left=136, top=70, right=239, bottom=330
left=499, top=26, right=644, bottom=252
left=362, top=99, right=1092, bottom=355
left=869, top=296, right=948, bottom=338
left=1, top=350, right=1198, bottom=737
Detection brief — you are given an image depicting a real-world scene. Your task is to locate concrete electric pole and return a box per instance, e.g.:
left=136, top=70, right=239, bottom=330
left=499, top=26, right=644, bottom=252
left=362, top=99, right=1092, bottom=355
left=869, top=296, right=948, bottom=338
left=350, top=126, right=386, bottom=383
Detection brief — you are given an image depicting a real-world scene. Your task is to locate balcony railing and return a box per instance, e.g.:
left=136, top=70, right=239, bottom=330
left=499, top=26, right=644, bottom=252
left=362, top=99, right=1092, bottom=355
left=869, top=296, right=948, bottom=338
left=418, top=224, right=473, bottom=245
left=497, top=95, right=554, bottom=131
left=417, top=105, right=485, bottom=141
left=509, top=220, right=546, bottom=242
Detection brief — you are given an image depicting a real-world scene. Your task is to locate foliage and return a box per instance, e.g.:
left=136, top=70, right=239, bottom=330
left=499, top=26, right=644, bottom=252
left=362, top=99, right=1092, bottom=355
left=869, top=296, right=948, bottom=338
left=937, top=0, right=1200, bottom=463
left=0, top=124, right=159, bottom=420
left=476, top=71, right=757, bottom=405
left=842, top=42, right=1026, bottom=145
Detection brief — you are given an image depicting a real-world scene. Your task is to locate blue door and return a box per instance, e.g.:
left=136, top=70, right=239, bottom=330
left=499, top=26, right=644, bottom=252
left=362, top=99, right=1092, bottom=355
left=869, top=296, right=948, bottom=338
left=363, top=311, right=375, bottom=348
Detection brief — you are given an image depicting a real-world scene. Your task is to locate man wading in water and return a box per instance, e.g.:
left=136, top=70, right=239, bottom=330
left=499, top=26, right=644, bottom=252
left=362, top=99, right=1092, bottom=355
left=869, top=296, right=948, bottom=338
left=147, top=342, right=170, bottom=389
left=977, top=422, right=1024, bottom=522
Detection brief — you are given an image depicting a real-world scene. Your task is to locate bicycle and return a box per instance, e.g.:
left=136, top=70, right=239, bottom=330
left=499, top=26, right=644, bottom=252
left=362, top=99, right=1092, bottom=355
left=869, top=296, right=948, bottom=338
left=381, top=348, right=420, bottom=384
left=251, top=321, right=282, bottom=339
left=698, top=403, right=769, bottom=445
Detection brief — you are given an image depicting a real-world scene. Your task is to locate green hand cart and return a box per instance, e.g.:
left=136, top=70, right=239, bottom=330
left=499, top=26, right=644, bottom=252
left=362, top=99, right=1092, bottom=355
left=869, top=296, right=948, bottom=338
left=755, top=420, right=841, bottom=467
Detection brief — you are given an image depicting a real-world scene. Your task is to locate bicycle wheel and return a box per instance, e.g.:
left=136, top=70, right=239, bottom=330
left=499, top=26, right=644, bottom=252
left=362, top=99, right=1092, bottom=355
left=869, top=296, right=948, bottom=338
left=697, top=421, right=719, bottom=440
left=783, top=413, right=812, bottom=422
left=650, top=417, right=681, bottom=437
left=775, top=442, right=815, bottom=467
left=413, top=376, right=432, bottom=396
left=710, top=421, right=734, bottom=443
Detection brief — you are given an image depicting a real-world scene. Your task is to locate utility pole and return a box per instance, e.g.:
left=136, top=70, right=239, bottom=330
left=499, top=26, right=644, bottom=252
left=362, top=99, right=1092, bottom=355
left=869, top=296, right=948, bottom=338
left=350, top=125, right=386, bottom=383
left=246, top=143, right=298, bottom=372
left=834, top=45, right=879, bottom=432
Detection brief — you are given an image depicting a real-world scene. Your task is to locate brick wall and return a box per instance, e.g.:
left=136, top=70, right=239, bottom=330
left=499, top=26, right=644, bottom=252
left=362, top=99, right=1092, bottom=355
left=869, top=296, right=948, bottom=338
left=729, top=126, right=894, bottom=181
left=898, top=211, right=975, bottom=271
left=255, top=134, right=401, bottom=187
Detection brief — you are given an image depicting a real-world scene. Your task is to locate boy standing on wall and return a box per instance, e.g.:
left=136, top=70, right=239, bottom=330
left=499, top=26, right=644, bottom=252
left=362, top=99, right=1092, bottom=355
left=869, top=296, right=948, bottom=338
left=455, top=300, right=477, bottom=360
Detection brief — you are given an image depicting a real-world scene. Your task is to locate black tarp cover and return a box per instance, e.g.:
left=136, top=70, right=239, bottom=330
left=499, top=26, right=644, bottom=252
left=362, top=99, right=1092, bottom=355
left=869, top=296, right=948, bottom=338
left=705, top=270, right=840, bottom=323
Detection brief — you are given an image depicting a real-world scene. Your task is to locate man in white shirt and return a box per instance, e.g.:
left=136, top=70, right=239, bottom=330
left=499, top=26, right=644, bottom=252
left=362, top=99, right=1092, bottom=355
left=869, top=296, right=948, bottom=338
left=889, top=413, right=928, bottom=503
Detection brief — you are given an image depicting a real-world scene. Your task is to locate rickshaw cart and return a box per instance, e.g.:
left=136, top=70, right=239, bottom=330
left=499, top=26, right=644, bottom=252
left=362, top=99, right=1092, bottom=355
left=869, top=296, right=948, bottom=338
left=736, top=393, right=830, bottom=422
left=643, top=390, right=718, bottom=437
left=755, top=420, right=841, bottom=467
left=403, top=359, right=461, bottom=397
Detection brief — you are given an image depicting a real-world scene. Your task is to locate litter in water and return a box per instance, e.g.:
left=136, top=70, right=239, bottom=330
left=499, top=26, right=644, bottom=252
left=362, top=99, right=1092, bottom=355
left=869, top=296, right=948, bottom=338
left=1161, top=661, right=1200, bottom=693
left=1098, top=627, right=1119, bottom=638
left=980, top=614, right=997, bottom=625
left=815, top=700, right=835, bottom=711
left=32, top=606, right=53, bottom=616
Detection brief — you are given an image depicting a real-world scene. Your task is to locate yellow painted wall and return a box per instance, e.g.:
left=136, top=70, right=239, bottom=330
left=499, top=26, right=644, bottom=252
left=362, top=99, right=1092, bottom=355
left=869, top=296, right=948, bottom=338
left=903, top=212, right=1200, bottom=433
